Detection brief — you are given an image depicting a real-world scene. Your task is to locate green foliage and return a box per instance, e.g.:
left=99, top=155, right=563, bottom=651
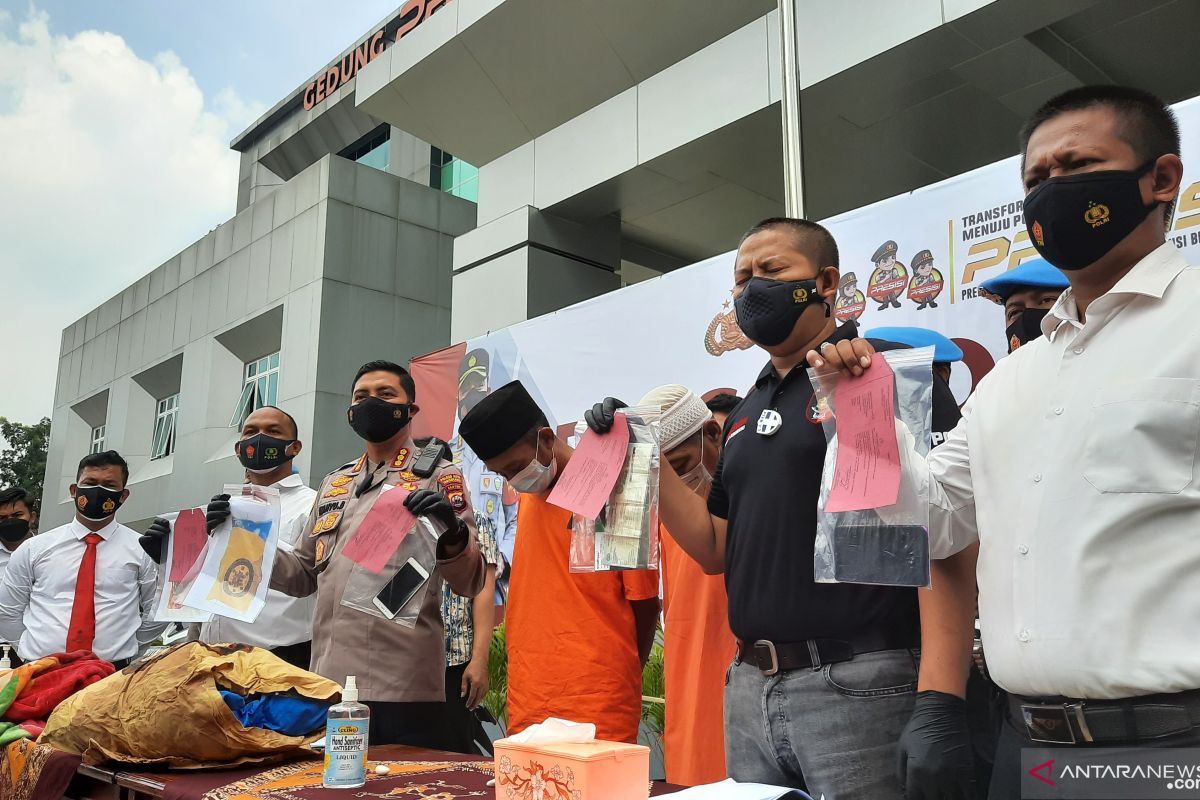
left=484, top=622, right=508, bottom=726
left=640, top=627, right=665, bottom=735
left=0, top=417, right=51, bottom=507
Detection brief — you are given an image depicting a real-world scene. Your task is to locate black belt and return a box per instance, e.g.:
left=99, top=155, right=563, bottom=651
left=737, top=629, right=919, bottom=676
left=1010, top=690, right=1200, bottom=745
left=111, top=657, right=133, bottom=670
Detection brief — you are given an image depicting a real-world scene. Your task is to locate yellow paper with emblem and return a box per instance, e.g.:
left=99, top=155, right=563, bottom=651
left=183, top=484, right=281, bottom=623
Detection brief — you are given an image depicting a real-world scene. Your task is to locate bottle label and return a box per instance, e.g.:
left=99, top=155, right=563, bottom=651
left=322, top=719, right=369, bottom=787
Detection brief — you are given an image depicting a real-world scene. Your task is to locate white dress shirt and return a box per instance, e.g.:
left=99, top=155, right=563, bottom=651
left=917, top=242, right=1200, bottom=700
left=0, top=545, right=13, bottom=579
left=0, top=517, right=166, bottom=662
left=199, top=474, right=317, bottom=650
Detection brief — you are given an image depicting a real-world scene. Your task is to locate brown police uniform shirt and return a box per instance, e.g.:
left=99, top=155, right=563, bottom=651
left=271, top=441, right=484, bottom=703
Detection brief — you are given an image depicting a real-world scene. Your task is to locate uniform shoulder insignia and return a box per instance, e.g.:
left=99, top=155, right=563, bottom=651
left=436, top=472, right=467, bottom=511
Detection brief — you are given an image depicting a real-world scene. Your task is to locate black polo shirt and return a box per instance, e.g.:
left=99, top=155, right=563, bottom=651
left=707, top=321, right=961, bottom=644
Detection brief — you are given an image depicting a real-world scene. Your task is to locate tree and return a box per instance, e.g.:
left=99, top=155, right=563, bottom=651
left=0, top=417, right=52, bottom=504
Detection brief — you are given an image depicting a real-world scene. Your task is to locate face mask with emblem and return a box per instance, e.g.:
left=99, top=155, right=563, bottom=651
left=74, top=485, right=124, bottom=521
left=510, top=432, right=557, bottom=495
left=734, top=277, right=826, bottom=347
left=1006, top=307, right=1051, bottom=353
left=1023, top=161, right=1158, bottom=271
left=348, top=396, right=412, bottom=443
left=236, top=433, right=296, bottom=473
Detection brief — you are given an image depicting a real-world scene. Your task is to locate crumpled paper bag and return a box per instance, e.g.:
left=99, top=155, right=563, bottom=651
left=39, top=642, right=340, bottom=769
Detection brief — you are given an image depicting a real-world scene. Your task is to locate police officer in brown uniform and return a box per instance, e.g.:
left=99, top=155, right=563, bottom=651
left=269, top=360, right=485, bottom=747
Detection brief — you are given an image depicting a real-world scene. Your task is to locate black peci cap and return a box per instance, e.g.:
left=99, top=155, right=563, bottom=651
left=458, top=380, right=546, bottom=460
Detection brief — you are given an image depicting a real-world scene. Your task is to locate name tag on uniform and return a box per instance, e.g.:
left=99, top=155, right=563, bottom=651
left=757, top=409, right=783, bottom=436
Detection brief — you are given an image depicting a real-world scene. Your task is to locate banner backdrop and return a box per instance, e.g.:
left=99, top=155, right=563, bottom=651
left=413, top=95, right=1200, bottom=450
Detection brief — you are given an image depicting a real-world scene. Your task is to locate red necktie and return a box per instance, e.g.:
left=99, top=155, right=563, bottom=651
left=66, top=533, right=102, bottom=653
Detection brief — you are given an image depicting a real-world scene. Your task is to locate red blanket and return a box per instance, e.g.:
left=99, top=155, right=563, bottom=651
left=3, top=651, right=115, bottom=722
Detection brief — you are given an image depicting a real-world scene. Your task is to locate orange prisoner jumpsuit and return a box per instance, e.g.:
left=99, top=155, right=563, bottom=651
left=505, top=493, right=659, bottom=744
left=661, top=525, right=737, bottom=786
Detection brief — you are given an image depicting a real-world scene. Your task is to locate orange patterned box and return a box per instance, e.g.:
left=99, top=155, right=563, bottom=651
left=493, top=738, right=651, bottom=800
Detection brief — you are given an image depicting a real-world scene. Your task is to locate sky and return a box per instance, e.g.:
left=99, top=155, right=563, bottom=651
left=0, top=0, right=398, bottom=426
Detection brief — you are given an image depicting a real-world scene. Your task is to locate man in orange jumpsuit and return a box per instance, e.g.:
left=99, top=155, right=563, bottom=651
left=457, top=380, right=660, bottom=743
left=638, top=385, right=737, bottom=786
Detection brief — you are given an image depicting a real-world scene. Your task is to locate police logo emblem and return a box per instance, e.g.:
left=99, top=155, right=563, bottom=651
left=223, top=559, right=255, bottom=597
left=1084, top=201, right=1110, bottom=227
left=756, top=409, right=783, bottom=436
left=792, top=287, right=808, bottom=303
left=314, top=539, right=327, bottom=562
left=1032, top=221, right=1045, bottom=246
left=101, top=498, right=116, bottom=514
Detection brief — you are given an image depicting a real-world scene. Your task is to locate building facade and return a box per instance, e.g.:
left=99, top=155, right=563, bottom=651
left=42, top=0, right=1200, bottom=527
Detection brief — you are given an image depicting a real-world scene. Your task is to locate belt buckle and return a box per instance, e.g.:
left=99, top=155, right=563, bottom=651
left=753, top=640, right=779, bottom=677
left=1021, top=702, right=1093, bottom=744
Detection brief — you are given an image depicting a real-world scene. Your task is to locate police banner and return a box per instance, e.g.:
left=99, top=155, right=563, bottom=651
left=412, top=94, right=1200, bottom=446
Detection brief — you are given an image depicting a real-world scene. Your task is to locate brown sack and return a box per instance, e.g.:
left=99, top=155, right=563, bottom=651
left=39, top=642, right=341, bottom=768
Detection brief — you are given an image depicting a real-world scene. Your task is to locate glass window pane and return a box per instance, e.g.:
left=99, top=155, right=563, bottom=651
left=270, top=352, right=279, bottom=369
left=229, top=382, right=256, bottom=427
left=267, top=371, right=279, bottom=406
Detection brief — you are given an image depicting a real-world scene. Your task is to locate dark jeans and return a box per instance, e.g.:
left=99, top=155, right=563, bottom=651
left=270, top=640, right=313, bottom=670
left=724, top=648, right=920, bottom=799
left=966, top=668, right=1005, bottom=790
left=364, top=700, right=456, bottom=749
left=989, top=704, right=1200, bottom=799
left=443, top=662, right=494, bottom=756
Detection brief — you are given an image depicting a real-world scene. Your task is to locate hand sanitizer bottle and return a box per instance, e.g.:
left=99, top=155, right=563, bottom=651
left=322, top=675, right=370, bottom=788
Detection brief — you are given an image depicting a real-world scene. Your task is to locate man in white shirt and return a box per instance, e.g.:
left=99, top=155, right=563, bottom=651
left=140, top=406, right=317, bottom=668
left=0, top=486, right=37, bottom=580
left=0, top=451, right=165, bottom=667
left=810, top=85, right=1197, bottom=797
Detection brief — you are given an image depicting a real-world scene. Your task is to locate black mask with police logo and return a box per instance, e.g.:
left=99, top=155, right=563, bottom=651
left=348, top=396, right=411, bottom=443
left=0, top=518, right=29, bottom=545
left=74, top=485, right=124, bottom=521
left=734, top=277, right=827, bottom=347
left=1006, top=308, right=1050, bottom=353
left=1023, top=162, right=1158, bottom=271
left=235, top=433, right=296, bottom=473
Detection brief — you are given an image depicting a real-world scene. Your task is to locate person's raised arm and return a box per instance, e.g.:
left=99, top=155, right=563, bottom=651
left=586, top=398, right=726, bottom=573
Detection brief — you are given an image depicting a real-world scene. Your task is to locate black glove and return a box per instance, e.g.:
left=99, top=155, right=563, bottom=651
left=897, top=690, right=977, bottom=800
left=205, top=493, right=232, bottom=534
left=404, top=489, right=460, bottom=534
left=584, top=397, right=627, bottom=434
left=138, top=517, right=171, bottom=563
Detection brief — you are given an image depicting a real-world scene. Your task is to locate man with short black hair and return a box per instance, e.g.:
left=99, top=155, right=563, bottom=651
left=704, top=393, right=742, bottom=428
left=140, top=406, right=318, bottom=669
left=0, top=487, right=37, bottom=577
left=0, top=451, right=164, bottom=666
left=813, top=84, right=1197, bottom=797
left=267, top=361, right=484, bottom=747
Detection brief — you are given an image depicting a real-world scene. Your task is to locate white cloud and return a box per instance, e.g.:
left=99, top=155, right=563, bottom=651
left=0, top=9, right=264, bottom=425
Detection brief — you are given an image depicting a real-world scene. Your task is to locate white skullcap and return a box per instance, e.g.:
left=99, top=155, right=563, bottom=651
left=637, top=384, right=712, bottom=452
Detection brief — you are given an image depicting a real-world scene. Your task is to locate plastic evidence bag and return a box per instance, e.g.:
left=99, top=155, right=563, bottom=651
left=807, top=346, right=934, bottom=588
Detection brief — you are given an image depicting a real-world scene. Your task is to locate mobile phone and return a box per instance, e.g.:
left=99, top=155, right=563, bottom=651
left=372, top=558, right=430, bottom=619
left=832, top=524, right=930, bottom=587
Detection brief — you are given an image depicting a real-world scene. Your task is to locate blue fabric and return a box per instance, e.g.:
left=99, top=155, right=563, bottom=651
left=865, top=326, right=963, bottom=363
left=978, top=257, right=1069, bottom=301
left=220, top=690, right=329, bottom=736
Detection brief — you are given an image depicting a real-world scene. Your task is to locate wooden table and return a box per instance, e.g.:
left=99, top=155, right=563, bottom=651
left=65, top=745, right=684, bottom=799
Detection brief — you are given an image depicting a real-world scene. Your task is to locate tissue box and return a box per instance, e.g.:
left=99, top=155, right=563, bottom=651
left=494, top=738, right=650, bottom=800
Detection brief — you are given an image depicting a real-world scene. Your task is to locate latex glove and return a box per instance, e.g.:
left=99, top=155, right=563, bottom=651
left=584, top=397, right=627, bottom=434
left=404, top=489, right=459, bottom=534
left=462, top=656, right=490, bottom=710
left=897, top=690, right=977, bottom=800
left=138, top=517, right=171, bottom=563
left=205, top=493, right=231, bottom=534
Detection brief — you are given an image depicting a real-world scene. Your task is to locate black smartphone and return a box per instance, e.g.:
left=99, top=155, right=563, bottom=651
left=372, top=558, right=430, bottom=619
left=832, top=524, right=930, bottom=587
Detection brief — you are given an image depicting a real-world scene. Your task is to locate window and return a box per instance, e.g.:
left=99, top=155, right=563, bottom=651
left=90, top=425, right=106, bottom=454
left=229, top=353, right=280, bottom=428
left=430, top=147, right=478, bottom=203
left=340, top=127, right=390, bottom=172
left=151, top=394, right=179, bottom=460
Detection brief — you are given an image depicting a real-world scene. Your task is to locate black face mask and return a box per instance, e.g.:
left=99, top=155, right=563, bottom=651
left=74, top=485, right=124, bottom=521
left=348, top=396, right=411, bottom=443
left=734, top=277, right=827, bottom=347
left=1006, top=308, right=1050, bottom=353
left=1023, top=162, right=1158, bottom=271
left=236, top=433, right=296, bottom=474
left=0, top=519, right=29, bottom=545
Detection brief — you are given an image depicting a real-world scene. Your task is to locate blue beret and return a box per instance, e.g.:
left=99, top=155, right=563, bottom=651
left=978, top=258, right=1069, bottom=303
left=865, top=326, right=963, bottom=364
